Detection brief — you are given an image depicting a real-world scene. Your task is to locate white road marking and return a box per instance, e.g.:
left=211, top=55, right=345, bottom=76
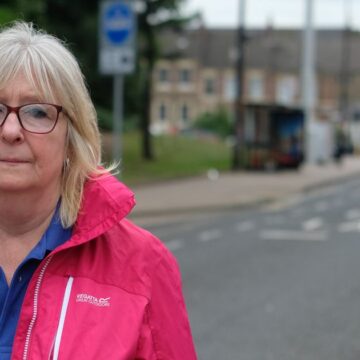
left=260, top=229, right=327, bottom=241
left=314, top=201, right=329, bottom=212
left=236, top=221, right=255, bottom=232
left=345, top=209, right=360, bottom=221
left=338, top=221, right=360, bottom=233
left=198, top=229, right=222, bottom=243
left=261, top=195, right=304, bottom=213
left=302, top=217, right=324, bottom=231
left=165, top=239, right=184, bottom=251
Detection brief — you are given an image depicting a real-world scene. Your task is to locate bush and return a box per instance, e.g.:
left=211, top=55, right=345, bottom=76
left=96, top=106, right=113, bottom=131
left=96, top=106, right=139, bottom=132
left=193, top=107, right=233, bottom=138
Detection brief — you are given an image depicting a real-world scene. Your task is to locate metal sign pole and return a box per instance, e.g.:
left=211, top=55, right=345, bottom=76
left=113, top=74, right=123, bottom=166
left=99, top=0, right=136, bottom=170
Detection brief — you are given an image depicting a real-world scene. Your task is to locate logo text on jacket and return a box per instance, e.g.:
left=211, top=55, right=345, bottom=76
left=76, top=293, right=111, bottom=307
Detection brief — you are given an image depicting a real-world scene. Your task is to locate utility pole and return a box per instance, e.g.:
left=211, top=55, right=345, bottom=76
left=302, top=0, right=317, bottom=163
left=232, top=0, right=246, bottom=170
left=339, top=0, right=352, bottom=128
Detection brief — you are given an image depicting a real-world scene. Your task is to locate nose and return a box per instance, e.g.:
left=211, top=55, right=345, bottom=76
left=0, top=112, right=25, bottom=144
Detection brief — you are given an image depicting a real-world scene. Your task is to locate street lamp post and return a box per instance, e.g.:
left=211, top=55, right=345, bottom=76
left=302, top=0, right=317, bottom=163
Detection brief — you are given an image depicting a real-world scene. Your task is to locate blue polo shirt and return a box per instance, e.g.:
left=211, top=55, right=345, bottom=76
left=0, top=208, right=72, bottom=359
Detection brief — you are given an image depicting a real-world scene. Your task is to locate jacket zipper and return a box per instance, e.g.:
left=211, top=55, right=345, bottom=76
left=22, top=255, right=53, bottom=360
left=52, top=276, right=74, bottom=360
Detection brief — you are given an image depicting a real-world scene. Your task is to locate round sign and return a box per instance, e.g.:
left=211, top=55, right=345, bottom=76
left=104, top=3, right=134, bottom=45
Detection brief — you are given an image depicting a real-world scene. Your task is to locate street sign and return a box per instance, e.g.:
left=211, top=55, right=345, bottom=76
left=99, top=0, right=136, bottom=74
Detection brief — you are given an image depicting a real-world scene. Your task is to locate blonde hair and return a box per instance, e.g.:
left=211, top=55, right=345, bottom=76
left=0, top=21, right=112, bottom=227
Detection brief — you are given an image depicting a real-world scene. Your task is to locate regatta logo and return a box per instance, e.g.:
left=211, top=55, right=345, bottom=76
left=76, top=293, right=111, bottom=307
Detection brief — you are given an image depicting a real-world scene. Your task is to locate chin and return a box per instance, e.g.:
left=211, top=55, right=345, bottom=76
left=0, top=181, right=32, bottom=192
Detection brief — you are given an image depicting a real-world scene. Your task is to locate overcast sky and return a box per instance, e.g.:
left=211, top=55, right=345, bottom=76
left=182, top=0, right=360, bottom=29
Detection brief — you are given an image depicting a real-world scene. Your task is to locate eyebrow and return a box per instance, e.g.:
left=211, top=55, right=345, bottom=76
left=0, top=95, right=44, bottom=104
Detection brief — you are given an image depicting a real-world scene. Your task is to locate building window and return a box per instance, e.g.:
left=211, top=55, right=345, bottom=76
left=224, top=76, right=237, bottom=101
left=179, top=69, right=192, bottom=84
left=276, top=76, right=297, bottom=105
left=204, top=78, right=216, bottom=95
left=159, top=104, right=167, bottom=122
left=158, top=68, right=169, bottom=83
left=248, top=73, right=264, bottom=101
left=180, top=104, right=189, bottom=123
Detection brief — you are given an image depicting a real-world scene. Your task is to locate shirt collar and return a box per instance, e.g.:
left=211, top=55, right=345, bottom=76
left=25, top=204, right=72, bottom=262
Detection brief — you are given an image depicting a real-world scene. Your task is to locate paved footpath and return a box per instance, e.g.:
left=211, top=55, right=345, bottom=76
left=129, top=156, right=360, bottom=225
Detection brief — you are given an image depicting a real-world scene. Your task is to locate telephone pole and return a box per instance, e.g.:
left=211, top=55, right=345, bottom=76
left=339, top=0, right=352, bottom=127
left=232, top=0, right=246, bottom=170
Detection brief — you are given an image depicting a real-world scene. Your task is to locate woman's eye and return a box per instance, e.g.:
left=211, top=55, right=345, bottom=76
left=25, top=107, right=48, bottom=118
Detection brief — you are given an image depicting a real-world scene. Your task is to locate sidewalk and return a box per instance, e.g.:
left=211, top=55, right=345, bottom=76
left=129, top=156, right=360, bottom=224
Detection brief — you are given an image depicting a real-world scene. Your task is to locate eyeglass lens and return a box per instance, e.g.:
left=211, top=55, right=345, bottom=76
left=0, top=103, right=59, bottom=133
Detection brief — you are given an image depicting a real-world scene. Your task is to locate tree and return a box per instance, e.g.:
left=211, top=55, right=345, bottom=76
left=135, top=0, right=196, bottom=160
left=0, top=0, right=113, bottom=110
left=0, top=0, right=196, bottom=161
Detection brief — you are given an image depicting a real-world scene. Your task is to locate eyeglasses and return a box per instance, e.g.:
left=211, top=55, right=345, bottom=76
left=0, top=103, right=63, bottom=134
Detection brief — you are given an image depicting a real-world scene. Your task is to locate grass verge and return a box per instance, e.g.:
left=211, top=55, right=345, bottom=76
left=102, top=131, right=231, bottom=186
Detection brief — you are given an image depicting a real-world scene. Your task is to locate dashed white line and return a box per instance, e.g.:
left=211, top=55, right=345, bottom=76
left=198, top=229, right=222, bottom=243
left=345, top=209, right=360, bottom=221
left=260, top=229, right=327, bottom=241
left=261, top=195, right=304, bottom=213
left=302, top=217, right=324, bottom=231
left=338, top=221, right=360, bottom=233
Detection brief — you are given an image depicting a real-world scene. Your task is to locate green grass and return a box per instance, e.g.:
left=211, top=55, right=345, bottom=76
left=102, top=131, right=231, bottom=186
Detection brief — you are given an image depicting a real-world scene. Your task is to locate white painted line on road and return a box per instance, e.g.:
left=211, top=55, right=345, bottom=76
left=165, top=239, right=185, bottom=251
left=302, top=217, right=324, bottom=231
left=261, top=195, right=304, bottom=213
left=345, top=209, right=360, bottom=221
left=198, top=229, right=222, bottom=243
left=260, top=229, right=328, bottom=241
left=236, top=221, right=255, bottom=232
left=314, top=201, right=329, bottom=213
left=338, top=221, right=360, bottom=233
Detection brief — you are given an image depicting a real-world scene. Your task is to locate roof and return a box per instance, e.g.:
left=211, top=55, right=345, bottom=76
left=159, top=27, right=360, bottom=74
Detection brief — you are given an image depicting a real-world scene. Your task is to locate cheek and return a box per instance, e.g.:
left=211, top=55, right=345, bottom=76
left=33, top=136, right=67, bottom=172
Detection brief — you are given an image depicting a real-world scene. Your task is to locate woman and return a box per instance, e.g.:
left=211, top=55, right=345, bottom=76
left=0, top=22, right=197, bottom=359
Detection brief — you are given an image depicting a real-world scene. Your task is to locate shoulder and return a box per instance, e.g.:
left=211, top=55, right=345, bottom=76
left=98, top=217, right=180, bottom=298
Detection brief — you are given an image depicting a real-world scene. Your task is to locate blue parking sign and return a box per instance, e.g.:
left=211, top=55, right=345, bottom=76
left=104, top=2, right=134, bottom=46
left=99, top=0, right=136, bottom=74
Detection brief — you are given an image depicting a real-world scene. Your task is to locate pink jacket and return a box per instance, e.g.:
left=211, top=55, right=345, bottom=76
left=11, top=175, right=197, bottom=359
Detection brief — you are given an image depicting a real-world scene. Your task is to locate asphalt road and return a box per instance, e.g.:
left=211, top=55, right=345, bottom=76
left=145, top=176, right=360, bottom=360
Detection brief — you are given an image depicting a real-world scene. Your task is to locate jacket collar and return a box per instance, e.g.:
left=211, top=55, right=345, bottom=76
left=65, top=174, right=135, bottom=248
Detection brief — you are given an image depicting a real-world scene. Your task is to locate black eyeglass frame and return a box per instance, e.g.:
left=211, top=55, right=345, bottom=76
left=0, top=102, right=63, bottom=134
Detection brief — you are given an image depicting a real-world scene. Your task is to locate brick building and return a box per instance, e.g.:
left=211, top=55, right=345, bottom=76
left=151, top=26, right=360, bottom=146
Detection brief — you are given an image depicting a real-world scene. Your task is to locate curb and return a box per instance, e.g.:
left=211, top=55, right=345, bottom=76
left=130, top=171, right=360, bottom=220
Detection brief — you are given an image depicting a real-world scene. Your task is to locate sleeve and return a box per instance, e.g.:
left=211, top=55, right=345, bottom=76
left=135, top=241, right=197, bottom=360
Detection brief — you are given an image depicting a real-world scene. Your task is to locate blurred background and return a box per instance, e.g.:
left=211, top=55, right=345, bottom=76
left=4, top=0, right=360, bottom=359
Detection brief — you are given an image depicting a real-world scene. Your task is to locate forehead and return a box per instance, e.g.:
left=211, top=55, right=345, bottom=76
left=0, top=70, right=57, bottom=104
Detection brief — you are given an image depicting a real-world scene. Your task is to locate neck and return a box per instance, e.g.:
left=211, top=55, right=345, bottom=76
left=0, top=188, right=60, bottom=284
left=0, top=189, right=60, bottom=238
